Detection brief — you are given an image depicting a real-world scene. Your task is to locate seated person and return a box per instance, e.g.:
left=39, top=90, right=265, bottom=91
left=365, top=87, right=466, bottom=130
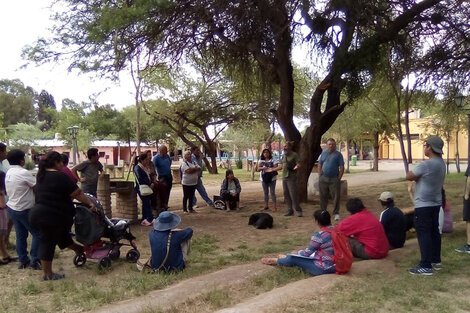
left=378, top=191, right=406, bottom=249
left=337, top=198, right=389, bottom=259
left=220, top=169, right=242, bottom=211
left=138, top=211, right=193, bottom=272
left=260, top=209, right=336, bottom=276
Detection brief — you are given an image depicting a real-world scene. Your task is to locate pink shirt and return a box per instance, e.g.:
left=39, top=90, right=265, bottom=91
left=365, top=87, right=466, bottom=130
left=337, top=209, right=389, bottom=259
left=61, top=166, right=79, bottom=183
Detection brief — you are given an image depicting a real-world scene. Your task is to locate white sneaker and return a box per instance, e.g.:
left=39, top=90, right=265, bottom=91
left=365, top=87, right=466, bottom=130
left=334, top=214, right=340, bottom=221
left=192, top=205, right=199, bottom=209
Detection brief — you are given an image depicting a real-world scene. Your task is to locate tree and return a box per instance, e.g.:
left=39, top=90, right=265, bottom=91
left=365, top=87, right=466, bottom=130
left=143, top=63, right=254, bottom=174
left=25, top=0, right=461, bottom=200
left=0, top=79, right=36, bottom=126
left=37, top=90, right=56, bottom=130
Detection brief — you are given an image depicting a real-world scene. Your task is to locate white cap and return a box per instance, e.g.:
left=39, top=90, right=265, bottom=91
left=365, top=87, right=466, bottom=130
left=378, top=191, right=394, bottom=202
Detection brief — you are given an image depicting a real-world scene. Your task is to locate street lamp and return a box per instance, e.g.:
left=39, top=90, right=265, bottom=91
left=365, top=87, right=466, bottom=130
left=456, top=94, right=469, bottom=171
left=67, top=125, right=79, bottom=166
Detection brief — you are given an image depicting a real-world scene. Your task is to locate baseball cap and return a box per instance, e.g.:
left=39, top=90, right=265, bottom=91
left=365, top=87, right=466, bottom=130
left=426, top=136, right=444, bottom=155
left=378, top=191, right=394, bottom=202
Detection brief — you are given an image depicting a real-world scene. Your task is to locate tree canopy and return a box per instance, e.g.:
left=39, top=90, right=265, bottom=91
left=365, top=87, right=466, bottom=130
left=24, top=0, right=469, bottom=199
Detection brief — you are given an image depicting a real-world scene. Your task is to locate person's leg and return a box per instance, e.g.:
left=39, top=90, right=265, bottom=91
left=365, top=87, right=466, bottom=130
left=0, top=235, right=8, bottom=259
left=195, top=178, right=213, bottom=206
left=414, top=207, right=433, bottom=269
left=5, top=218, right=13, bottom=248
left=287, top=176, right=302, bottom=214
left=270, top=180, right=277, bottom=211
left=7, top=208, right=29, bottom=266
left=282, top=179, right=293, bottom=214
left=430, top=206, right=442, bottom=264
left=189, top=186, right=197, bottom=212
left=141, top=196, right=153, bottom=222
left=319, top=176, right=329, bottom=211
left=348, top=237, right=370, bottom=260
left=20, top=210, right=40, bottom=265
left=182, top=185, right=190, bottom=212
left=166, top=175, right=173, bottom=207
left=332, top=177, right=341, bottom=215
left=261, top=181, right=269, bottom=209
left=277, top=254, right=334, bottom=276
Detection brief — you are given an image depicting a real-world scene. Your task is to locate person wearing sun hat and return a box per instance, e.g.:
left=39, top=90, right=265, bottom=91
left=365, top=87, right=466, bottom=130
left=378, top=191, right=406, bottom=249
left=146, top=211, right=193, bottom=272
left=406, top=136, right=446, bottom=276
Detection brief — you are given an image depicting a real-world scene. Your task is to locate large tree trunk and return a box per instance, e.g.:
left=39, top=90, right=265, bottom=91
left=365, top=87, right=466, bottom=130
left=345, top=140, right=350, bottom=174
left=202, top=140, right=218, bottom=174
left=404, top=106, right=412, bottom=164
left=372, top=132, right=379, bottom=171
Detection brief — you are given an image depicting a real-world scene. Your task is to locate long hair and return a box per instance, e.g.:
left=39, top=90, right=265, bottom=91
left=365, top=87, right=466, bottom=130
left=313, top=209, right=332, bottom=227
left=260, top=148, right=272, bottom=161
left=37, top=151, right=62, bottom=183
left=134, top=152, right=148, bottom=167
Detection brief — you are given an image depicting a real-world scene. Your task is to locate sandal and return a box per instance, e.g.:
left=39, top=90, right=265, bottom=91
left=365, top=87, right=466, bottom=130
left=261, top=257, right=278, bottom=266
left=43, top=273, right=65, bottom=281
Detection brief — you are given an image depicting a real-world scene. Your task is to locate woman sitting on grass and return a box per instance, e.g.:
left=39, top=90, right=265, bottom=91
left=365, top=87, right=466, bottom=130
left=261, top=209, right=335, bottom=276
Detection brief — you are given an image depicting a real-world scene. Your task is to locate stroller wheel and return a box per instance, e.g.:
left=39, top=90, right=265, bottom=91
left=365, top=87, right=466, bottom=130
left=109, top=249, right=120, bottom=260
left=99, top=256, right=112, bottom=269
left=126, top=249, right=140, bottom=263
left=73, top=253, right=87, bottom=267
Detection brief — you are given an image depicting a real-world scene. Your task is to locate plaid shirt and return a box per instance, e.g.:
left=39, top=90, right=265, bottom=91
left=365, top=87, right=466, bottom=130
left=297, top=226, right=335, bottom=270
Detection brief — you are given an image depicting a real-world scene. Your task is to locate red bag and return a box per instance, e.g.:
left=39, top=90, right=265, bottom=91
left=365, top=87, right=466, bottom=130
left=321, top=227, right=353, bottom=274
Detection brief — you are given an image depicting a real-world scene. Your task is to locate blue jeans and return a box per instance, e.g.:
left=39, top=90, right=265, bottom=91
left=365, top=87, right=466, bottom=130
left=139, top=195, right=153, bottom=222
left=277, top=254, right=335, bottom=276
left=262, top=180, right=277, bottom=204
left=414, top=206, right=441, bottom=268
left=193, top=177, right=213, bottom=206
left=7, top=208, right=40, bottom=264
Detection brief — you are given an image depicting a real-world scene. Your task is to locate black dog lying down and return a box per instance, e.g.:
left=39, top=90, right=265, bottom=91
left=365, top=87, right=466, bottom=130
left=248, top=213, right=273, bottom=229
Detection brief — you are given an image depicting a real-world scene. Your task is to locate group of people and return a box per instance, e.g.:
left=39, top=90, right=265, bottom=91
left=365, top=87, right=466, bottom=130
left=0, top=145, right=99, bottom=280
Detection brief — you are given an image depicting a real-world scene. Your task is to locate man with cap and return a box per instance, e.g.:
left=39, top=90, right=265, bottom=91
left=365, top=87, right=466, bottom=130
left=378, top=191, right=406, bottom=249
left=147, top=211, right=193, bottom=272
left=406, top=136, right=446, bottom=275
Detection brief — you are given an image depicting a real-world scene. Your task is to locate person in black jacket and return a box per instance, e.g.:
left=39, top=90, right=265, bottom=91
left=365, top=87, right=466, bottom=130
left=378, top=191, right=406, bottom=249
left=220, top=170, right=241, bottom=211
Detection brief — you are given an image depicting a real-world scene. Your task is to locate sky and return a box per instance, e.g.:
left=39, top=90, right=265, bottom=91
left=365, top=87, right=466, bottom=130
left=0, top=0, right=136, bottom=110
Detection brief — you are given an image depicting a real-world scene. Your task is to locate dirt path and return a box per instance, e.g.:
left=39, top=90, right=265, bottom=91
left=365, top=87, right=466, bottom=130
left=91, top=263, right=272, bottom=313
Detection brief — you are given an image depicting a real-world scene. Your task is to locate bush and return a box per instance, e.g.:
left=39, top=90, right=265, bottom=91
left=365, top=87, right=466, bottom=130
left=236, top=159, right=243, bottom=169
left=24, top=160, right=36, bottom=170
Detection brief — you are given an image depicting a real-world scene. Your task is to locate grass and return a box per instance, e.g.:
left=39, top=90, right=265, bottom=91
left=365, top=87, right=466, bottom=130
left=1, top=173, right=468, bottom=312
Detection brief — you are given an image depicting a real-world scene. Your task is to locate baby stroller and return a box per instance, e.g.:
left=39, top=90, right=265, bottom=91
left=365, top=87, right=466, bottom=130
left=73, top=194, right=140, bottom=269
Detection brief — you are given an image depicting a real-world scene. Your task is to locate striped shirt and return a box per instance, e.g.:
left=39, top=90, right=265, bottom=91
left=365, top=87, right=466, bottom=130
left=297, top=226, right=335, bottom=270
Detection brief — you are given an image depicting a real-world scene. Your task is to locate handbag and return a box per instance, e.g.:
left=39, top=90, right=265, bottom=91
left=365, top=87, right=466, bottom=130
left=139, top=184, right=154, bottom=196
left=134, top=166, right=153, bottom=196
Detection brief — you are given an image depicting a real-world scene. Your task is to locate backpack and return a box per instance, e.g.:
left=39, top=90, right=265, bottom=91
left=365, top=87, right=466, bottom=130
left=320, top=227, right=353, bottom=275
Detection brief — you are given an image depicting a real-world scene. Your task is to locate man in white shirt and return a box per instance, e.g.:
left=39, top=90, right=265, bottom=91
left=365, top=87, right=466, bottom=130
left=5, top=149, right=41, bottom=270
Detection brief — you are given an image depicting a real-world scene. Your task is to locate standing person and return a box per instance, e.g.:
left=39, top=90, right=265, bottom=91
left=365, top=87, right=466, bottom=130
left=152, top=145, right=172, bottom=210
left=72, top=148, right=104, bottom=197
left=60, top=153, right=79, bottom=183
left=134, top=153, right=156, bottom=226
left=191, top=147, right=214, bottom=208
left=279, top=142, right=302, bottom=217
left=29, top=151, right=97, bottom=281
left=406, top=136, right=446, bottom=275
left=337, top=198, right=389, bottom=260
left=456, top=165, right=470, bottom=254
left=0, top=143, right=13, bottom=249
left=181, top=151, right=200, bottom=213
left=256, top=149, right=278, bottom=212
left=220, top=169, right=242, bottom=211
left=0, top=171, right=15, bottom=265
left=318, top=138, right=344, bottom=221
left=378, top=191, right=406, bottom=249
left=145, top=150, right=162, bottom=216
left=5, top=149, right=41, bottom=270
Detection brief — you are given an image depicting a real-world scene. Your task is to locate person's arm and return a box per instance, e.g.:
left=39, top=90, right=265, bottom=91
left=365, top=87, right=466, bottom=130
left=70, top=188, right=97, bottom=212
left=298, top=232, right=323, bottom=257
left=72, top=163, right=86, bottom=182
left=465, top=176, right=470, bottom=200
left=338, top=165, right=344, bottom=180
left=0, top=190, right=6, bottom=209
left=318, top=163, right=323, bottom=176
left=220, top=180, right=227, bottom=196
left=98, top=162, right=105, bottom=178
left=235, top=178, right=241, bottom=194
left=256, top=161, right=264, bottom=172
left=406, top=170, right=419, bottom=181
